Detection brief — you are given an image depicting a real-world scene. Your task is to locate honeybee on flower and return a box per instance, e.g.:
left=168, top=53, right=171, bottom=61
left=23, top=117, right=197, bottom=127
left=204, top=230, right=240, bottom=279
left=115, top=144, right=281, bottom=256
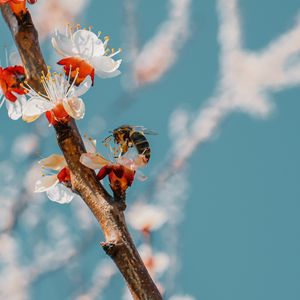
left=0, top=0, right=37, bottom=15
left=103, top=125, right=157, bottom=165
left=0, top=65, right=27, bottom=120
left=52, top=24, right=122, bottom=85
left=34, top=154, right=75, bottom=204
left=80, top=136, right=147, bottom=198
left=22, top=70, right=92, bottom=125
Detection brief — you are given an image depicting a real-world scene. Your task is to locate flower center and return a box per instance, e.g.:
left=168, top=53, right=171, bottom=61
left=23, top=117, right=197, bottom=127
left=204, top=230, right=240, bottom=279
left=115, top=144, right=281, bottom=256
left=57, top=167, right=71, bottom=183
left=45, top=102, right=70, bottom=125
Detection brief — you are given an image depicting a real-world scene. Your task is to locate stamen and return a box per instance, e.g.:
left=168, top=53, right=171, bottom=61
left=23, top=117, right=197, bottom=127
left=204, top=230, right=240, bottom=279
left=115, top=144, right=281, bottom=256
left=103, top=36, right=110, bottom=48
left=67, top=64, right=73, bottom=84
left=40, top=71, right=53, bottom=101
left=23, top=80, right=48, bottom=99
left=109, top=48, right=122, bottom=58
left=66, top=69, right=79, bottom=97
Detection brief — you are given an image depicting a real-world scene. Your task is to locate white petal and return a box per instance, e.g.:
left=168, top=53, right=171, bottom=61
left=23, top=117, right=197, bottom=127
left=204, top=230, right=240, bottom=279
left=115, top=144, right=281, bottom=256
left=22, top=97, right=54, bottom=118
left=95, top=69, right=121, bottom=79
left=22, top=115, right=41, bottom=123
left=73, top=30, right=105, bottom=58
left=91, top=56, right=122, bottom=78
left=80, top=153, right=109, bottom=169
left=35, top=174, right=58, bottom=193
left=63, top=97, right=85, bottom=120
left=6, top=95, right=26, bottom=120
left=39, top=154, right=66, bottom=170
left=69, top=76, right=92, bottom=98
left=51, top=32, right=76, bottom=57
left=83, top=137, right=97, bottom=154
left=46, top=184, right=74, bottom=204
left=117, top=156, right=138, bottom=171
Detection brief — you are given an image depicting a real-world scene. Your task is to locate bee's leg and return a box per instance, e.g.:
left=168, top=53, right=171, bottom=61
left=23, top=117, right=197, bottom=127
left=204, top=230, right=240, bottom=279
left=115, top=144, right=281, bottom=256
left=121, top=144, right=129, bottom=156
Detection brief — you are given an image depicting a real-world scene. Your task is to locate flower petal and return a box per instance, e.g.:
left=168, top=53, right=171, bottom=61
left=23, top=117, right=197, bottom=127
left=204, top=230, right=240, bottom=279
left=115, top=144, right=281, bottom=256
left=63, top=97, right=85, bottom=120
left=46, top=184, right=74, bottom=204
left=73, top=30, right=105, bottom=58
left=83, top=137, right=97, bottom=154
left=51, top=31, right=76, bottom=57
left=80, top=153, right=109, bottom=169
left=91, top=56, right=122, bottom=78
left=35, top=174, right=59, bottom=193
left=6, top=95, right=26, bottom=120
left=72, top=76, right=92, bottom=97
left=39, top=154, right=66, bottom=170
left=22, top=97, right=54, bottom=119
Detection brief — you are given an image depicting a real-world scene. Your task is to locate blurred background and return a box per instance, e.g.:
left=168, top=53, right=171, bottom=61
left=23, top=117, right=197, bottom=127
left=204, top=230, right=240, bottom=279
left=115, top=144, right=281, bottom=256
left=1, top=0, right=300, bottom=299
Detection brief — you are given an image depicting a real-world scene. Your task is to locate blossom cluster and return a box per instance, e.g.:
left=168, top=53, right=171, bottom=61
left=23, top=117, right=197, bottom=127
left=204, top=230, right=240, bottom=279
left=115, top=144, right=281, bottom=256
left=36, top=136, right=148, bottom=204
left=0, top=24, right=121, bottom=124
left=0, top=4, right=148, bottom=202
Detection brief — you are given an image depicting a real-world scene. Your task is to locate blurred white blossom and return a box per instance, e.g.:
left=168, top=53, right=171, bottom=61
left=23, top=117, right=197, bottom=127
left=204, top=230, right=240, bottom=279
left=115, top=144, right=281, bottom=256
left=31, top=0, right=90, bottom=41
left=12, top=134, right=39, bottom=160
left=138, top=244, right=170, bottom=278
left=127, top=202, right=168, bottom=233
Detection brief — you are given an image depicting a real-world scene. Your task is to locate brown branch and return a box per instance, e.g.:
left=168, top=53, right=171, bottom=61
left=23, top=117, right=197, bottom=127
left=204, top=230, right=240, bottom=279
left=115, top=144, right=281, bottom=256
left=1, top=4, right=162, bottom=300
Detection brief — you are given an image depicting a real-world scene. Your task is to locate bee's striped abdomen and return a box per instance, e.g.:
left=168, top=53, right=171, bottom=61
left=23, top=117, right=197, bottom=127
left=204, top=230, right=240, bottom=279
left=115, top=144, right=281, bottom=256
left=130, top=131, right=151, bottom=162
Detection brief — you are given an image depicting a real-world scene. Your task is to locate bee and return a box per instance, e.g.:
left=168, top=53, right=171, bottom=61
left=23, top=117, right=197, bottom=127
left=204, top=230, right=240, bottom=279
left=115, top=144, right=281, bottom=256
left=103, top=125, right=157, bottom=164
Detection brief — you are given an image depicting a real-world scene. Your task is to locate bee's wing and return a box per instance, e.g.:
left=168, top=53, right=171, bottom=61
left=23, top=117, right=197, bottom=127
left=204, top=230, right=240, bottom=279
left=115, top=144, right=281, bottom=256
left=131, top=126, right=158, bottom=135
left=80, top=153, right=110, bottom=170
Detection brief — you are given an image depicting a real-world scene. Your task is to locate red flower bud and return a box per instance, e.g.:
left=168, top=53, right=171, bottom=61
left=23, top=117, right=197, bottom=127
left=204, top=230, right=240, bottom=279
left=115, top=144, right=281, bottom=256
left=58, top=57, right=95, bottom=86
left=0, top=65, right=26, bottom=102
left=57, top=167, right=71, bottom=183
left=97, top=164, right=136, bottom=193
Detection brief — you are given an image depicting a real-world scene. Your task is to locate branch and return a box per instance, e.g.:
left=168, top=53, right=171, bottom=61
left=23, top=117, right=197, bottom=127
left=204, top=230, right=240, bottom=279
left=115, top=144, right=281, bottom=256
left=1, top=5, right=162, bottom=299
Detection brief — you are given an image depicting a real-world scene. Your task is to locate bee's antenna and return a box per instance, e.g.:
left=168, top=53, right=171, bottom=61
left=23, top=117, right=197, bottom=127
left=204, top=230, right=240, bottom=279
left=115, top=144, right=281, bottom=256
left=102, top=134, right=113, bottom=144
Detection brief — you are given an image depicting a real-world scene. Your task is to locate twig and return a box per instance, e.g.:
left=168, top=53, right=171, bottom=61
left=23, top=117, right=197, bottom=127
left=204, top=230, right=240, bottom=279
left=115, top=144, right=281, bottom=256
left=1, top=4, right=161, bottom=299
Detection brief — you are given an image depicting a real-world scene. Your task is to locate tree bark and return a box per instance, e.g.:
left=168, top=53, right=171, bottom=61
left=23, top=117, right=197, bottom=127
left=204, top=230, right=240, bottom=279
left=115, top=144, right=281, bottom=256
left=1, top=4, right=162, bottom=300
